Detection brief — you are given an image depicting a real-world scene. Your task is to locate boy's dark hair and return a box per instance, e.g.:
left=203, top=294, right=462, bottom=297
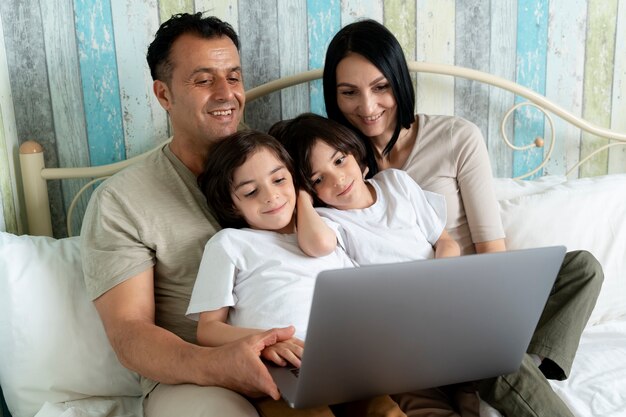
left=322, top=19, right=415, bottom=178
left=147, top=13, right=239, bottom=84
left=198, top=130, right=296, bottom=229
left=269, top=113, right=367, bottom=206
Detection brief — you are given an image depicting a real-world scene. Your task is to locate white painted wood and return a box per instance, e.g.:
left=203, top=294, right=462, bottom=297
left=194, top=0, right=239, bottom=32
left=341, top=0, right=383, bottom=25
left=415, top=0, right=455, bottom=117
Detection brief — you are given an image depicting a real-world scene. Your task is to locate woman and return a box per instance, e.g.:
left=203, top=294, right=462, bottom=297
left=322, top=19, right=603, bottom=417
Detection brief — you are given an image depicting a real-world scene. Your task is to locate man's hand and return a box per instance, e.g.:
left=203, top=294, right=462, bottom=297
left=262, top=337, right=305, bottom=368
left=210, top=326, right=296, bottom=400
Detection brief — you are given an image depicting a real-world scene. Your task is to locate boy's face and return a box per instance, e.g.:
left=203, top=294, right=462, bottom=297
left=309, top=140, right=374, bottom=210
left=231, top=148, right=296, bottom=234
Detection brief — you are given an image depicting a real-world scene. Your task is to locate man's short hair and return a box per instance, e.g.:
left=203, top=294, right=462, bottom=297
left=146, top=12, right=239, bottom=84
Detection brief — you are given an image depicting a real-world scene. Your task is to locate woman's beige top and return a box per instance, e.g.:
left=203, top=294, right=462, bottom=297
left=402, top=114, right=505, bottom=255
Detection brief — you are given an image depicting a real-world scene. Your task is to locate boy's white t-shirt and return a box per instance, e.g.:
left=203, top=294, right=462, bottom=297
left=186, top=222, right=355, bottom=340
left=315, top=169, right=447, bottom=265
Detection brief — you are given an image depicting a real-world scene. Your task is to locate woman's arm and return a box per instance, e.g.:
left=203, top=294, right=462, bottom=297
left=433, top=229, right=460, bottom=258
left=474, top=238, right=506, bottom=254
left=296, top=189, right=337, bottom=257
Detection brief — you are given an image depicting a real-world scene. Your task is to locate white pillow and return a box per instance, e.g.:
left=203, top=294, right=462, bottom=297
left=497, top=174, right=626, bottom=325
left=0, top=232, right=142, bottom=417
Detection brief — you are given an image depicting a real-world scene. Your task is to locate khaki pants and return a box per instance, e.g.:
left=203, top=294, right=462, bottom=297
left=253, top=395, right=406, bottom=417
left=478, top=250, right=603, bottom=417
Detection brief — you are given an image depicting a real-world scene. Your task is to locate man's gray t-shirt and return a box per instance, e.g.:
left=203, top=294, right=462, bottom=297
left=81, top=144, right=219, bottom=346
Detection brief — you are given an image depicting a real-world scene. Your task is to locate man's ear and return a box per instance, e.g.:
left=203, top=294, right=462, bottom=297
left=362, top=166, right=370, bottom=178
left=153, top=80, right=172, bottom=111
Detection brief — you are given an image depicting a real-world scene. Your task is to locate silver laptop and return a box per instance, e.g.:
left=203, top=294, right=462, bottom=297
left=268, top=245, right=566, bottom=409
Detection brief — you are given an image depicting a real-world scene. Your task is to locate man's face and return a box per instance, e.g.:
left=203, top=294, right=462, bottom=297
left=156, top=34, right=245, bottom=146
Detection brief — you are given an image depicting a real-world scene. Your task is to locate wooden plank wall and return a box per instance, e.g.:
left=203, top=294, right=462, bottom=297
left=1, top=0, right=625, bottom=237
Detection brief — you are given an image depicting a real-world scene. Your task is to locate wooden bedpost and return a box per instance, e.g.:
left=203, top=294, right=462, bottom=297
left=19, top=141, right=52, bottom=236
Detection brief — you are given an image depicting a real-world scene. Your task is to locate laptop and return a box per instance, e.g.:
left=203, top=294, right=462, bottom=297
left=268, top=245, right=566, bottom=409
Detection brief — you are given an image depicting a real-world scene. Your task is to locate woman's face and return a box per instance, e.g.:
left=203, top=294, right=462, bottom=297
left=335, top=52, right=398, bottom=143
left=230, top=147, right=296, bottom=234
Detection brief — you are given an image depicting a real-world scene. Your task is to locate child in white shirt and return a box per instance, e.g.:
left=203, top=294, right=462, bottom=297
left=269, top=113, right=460, bottom=265
left=186, top=130, right=404, bottom=417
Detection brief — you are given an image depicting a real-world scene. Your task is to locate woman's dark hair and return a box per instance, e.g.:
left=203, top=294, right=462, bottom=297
left=323, top=19, right=415, bottom=177
left=147, top=12, right=239, bottom=84
left=198, top=130, right=295, bottom=229
left=269, top=113, right=367, bottom=206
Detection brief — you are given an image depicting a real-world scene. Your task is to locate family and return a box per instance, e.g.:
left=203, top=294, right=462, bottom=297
left=80, top=12, right=603, bottom=417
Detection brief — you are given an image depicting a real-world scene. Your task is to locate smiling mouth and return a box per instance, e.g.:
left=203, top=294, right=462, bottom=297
left=361, top=112, right=383, bottom=122
left=337, top=181, right=354, bottom=197
left=209, top=109, right=233, bottom=116
left=264, top=202, right=286, bottom=214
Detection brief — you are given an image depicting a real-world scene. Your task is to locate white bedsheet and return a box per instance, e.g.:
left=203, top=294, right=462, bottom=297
left=550, top=317, right=626, bottom=417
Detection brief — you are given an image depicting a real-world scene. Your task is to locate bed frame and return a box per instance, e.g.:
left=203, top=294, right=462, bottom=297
left=18, top=62, right=626, bottom=237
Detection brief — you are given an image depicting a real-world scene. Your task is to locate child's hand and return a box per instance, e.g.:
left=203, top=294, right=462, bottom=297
left=262, top=337, right=305, bottom=368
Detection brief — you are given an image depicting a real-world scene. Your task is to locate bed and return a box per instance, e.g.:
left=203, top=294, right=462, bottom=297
left=1, top=63, right=625, bottom=417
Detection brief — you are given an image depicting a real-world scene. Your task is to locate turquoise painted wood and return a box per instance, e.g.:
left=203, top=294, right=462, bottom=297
left=277, top=0, right=309, bottom=120
left=74, top=0, right=125, bottom=166
left=487, top=0, right=516, bottom=178
left=454, top=0, right=491, bottom=144
left=307, top=0, right=341, bottom=116
left=544, top=0, right=586, bottom=177
left=112, top=0, right=168, bottom=157
left=513, top=0, right=548, bottom=179
left=239, top=0, right=281, bottom=132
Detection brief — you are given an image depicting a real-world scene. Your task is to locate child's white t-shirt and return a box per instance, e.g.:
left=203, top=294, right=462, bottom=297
left=186, top=223, right=355, bottom=340
left=315, top=169, right=447, bottom=265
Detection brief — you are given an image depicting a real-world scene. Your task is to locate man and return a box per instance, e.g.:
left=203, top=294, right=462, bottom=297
left=81, top=13, right=292, bottom=416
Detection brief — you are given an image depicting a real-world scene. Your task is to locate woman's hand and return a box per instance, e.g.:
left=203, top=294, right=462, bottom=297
left=261, top=337, right=305, bottom=368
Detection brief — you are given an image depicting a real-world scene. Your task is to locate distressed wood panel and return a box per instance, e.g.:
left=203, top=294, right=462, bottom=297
left=194, top=0, right=239, bottom=30
left=112, top=0, right=167, bottom=157
left=488, top=0, right=516, bottom=178
left=580, top=0, right=617, bottom=177
left=454, top=0, right=490, bottom=143
left=416, top=0, right=455, bottom=117
left=159, top=0, right=193, bottom=21
left=41, top=0, right=91, bottom=236
left=341, top=0, right=383, bottom=25
left=0, top=12, right=19, bottom=234
left=277, top=0, right=309, bottom=120
left=544, top=0, right=586, bottom=177
left=513, top=0, right=548, bottom=179
left=307, top=0, right=341, bottom=116
left=0, top=109, right=16, bottom=233
left=384, top=0, right=416, bottom=61
left=74, top=0, right=125, bottom=166
left=0, top=0, right=65, bottom=237
left=239, top=0, right=281, bottom=132
left=384, top=0, right=417, bottom=111
left=608, top=1, right=626, bottom=174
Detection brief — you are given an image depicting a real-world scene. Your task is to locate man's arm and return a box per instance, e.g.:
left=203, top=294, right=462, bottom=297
left=94, top=267, right=293, bottom=399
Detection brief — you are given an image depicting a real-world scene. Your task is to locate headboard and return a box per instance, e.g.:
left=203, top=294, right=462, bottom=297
left=18, top=62, right=626, bottom=237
